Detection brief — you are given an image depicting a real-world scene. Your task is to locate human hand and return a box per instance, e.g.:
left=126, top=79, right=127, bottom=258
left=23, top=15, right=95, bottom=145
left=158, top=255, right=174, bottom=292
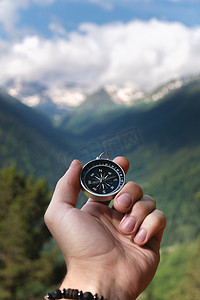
left=44, top=157, right=166, bottom=300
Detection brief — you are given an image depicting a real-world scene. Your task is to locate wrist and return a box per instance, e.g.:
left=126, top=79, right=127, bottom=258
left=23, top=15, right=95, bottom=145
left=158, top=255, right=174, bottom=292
left=59, top=263, right=136, bottom=300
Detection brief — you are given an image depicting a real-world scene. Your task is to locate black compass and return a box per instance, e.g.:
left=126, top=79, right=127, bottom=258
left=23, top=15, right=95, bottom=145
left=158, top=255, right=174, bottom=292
left=80, top=152, right=126, bottom=201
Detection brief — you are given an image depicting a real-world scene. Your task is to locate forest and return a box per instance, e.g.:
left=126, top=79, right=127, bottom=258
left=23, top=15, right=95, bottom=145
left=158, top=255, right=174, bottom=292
left=0, top=76, right=200, bottom=299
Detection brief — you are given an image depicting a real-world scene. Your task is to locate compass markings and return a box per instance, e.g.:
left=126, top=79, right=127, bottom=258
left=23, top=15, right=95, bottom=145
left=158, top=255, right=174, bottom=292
left=82, top=159, right=125, bottom=195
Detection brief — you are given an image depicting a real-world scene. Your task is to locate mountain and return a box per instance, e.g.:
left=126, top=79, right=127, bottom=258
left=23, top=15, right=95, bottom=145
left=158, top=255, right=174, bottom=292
left=58, top=88, right=121, bottom=134
left=1, top=76, right=200, bottom=247
left=59, top=76, right=200, bottom=246
left=3, top=79, right=143, bottom=112
left=3, top=79, right=86, bottom=119
left=1, top=77, right=200, bottom=300
left=0, top=90, right=73, bottom=186
left=3, top=77, right=189, bottom=120
left=59, top=75, right=200, bottom=149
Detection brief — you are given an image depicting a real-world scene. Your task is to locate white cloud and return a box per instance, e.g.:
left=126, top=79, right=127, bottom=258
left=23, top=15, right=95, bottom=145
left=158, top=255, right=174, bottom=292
left=0, top=0, right=28, bottom=37
left=49, top=22, right=68, bottom=37
left=1, top=19, right=200, bottom=96
left=0, top=0, right=55, bottom=37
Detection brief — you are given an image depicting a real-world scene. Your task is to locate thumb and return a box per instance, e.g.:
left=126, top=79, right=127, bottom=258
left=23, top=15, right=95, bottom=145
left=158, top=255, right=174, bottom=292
left=45, top=160, right=82, bottom=223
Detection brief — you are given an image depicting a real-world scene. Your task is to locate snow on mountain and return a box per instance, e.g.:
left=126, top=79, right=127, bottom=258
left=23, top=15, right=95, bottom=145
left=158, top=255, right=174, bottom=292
left=4, top=79, right=145, bottom=109
left=2, top=75, right=194, bottom=117
left=105, top=84, right=144, bottom=105
left=5, top=79, right=86, bottom=109
left=144, top=79, right=184, bottom=103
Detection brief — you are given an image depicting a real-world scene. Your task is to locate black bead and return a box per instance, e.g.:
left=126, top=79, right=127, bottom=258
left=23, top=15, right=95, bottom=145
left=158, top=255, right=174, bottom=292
left=67, top=288, right=73, bottom=299
left=93, top=294, right=98, bottom=300
left=45, top=293, right=54, bottom=300
left=72, top=289, right=79, bottom=299
left=64, top=288, right=70, bottom=298
left=52, top=289, right=62, bottom=299
left=61, top=288, right=66, bottom=297
left=78, top=290, right=83, bottom=299
left=82, top=292, right=93, bottom=300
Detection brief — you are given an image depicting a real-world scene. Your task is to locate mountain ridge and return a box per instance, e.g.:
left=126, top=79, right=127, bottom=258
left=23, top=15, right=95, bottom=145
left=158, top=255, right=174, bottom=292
left=59, top=76, right=200, bottom=152
left=0, top=90, right=73, bottom=185
left=2, top=75, right=197, bottom=120
left=1, top=77, right=200, bottom=246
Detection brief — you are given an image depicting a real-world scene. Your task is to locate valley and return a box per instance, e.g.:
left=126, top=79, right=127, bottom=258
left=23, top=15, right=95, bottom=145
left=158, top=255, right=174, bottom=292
left=0, top=74, right=200, bottom=299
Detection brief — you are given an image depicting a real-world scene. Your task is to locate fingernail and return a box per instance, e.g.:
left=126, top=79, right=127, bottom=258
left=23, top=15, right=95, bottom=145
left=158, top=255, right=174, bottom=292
left=70, top=159, right=80, bottom=168
left=117, top=193, right=132, bottom=208
left=134, top=229, right=147, bottom=243
left=121, top=217, right=136, bottom=232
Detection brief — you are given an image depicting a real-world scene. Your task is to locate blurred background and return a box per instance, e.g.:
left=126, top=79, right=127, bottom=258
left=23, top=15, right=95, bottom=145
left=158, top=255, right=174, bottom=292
left=0, top=0, right=200, bottom=299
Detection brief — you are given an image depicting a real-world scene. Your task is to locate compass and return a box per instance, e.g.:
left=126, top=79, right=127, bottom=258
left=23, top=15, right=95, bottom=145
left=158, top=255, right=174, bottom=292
left=80, top=152, right=126, bottom=201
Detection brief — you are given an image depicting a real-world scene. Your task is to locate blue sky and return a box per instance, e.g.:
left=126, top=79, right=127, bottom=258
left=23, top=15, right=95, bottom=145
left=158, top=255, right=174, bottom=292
left=2, top=0, right=200, bottom=39
left=17, top=0, right=199, bottom=36
left=0, top=0, right=200, bottom=105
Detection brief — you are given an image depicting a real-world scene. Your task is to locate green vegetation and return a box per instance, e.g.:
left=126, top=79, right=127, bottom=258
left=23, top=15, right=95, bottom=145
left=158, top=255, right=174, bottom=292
left=127, top=145, right=200, bottom=246
left=0, top=75, right=200, bottom=298
left=139, top=232, right=200, bottom=299
left=0, top=166, right=65, bottom=300
left=172, top=235, right=200, bottom=300
left=0, top=91, right=74, bottom=186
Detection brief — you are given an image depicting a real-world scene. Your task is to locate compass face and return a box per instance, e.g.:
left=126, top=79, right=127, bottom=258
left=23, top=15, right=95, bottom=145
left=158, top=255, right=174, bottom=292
left=80, top=158, right=125, bottom=200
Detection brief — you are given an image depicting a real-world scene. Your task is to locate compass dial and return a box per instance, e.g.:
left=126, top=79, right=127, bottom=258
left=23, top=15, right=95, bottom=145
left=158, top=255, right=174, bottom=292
left=80, top=157, right=125, bottom=201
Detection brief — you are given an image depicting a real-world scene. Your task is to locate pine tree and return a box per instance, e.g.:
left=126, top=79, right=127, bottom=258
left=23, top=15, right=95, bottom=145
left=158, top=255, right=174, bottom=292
left=0, top=165, right=64, bottom=299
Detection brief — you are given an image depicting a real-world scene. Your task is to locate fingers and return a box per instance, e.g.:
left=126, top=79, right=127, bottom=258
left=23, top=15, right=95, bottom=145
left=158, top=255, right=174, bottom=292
left=119, top=195, right=156, bottom=234
left=113, top=156, right=130, bottom=175
left=46, top=156, right=129, bottom=213
left=134, top=209, right=166, bottom=246
left=44, top=160, right=82, bottom=226
left=113, top=182, right=143, bottom=213
left=118, top=194, right=166, bottom=247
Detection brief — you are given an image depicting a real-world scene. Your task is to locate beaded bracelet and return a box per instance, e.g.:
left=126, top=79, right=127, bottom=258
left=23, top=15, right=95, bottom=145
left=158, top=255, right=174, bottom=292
left=44, top=288, right=106, bottom=300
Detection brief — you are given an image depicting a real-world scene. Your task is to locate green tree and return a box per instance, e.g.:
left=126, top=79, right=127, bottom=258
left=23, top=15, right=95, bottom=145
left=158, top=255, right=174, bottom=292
left=0, top=165, right=64, bottom=299
left=171, top=193, right=200, bottom=300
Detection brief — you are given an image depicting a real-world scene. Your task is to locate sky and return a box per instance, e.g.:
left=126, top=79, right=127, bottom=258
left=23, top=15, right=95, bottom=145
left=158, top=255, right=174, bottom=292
left=0, top=0, right=200, bottom=102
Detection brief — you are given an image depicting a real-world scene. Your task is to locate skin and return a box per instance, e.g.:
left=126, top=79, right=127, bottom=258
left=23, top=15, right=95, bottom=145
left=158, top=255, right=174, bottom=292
left=45, top=157, right=166, bottom=300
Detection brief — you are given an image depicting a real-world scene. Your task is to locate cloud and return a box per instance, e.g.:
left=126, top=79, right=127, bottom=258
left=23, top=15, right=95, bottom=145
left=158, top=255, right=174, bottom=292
left=0, top=0, right=55, bottom=38
left=0, top=0, right=28, bottom=37
left=1, top=19, right=200, bottom=95
left=49, top=22, right=68, bottom=37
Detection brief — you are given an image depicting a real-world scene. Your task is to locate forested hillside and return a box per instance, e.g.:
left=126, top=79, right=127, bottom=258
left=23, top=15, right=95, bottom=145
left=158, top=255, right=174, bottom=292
left=58, top=77, right=200, bottom=247
left=0, top=76, right=200, bottom=299
left=0, top=166, right=65, bottom=299
left=0, top=90, right=73, bottom=185
left=59, top=77, right=200, bottom=149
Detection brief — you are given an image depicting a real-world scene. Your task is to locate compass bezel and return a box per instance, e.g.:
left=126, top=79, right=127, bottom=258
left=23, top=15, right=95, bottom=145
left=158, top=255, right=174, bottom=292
left=80, top=158, right=126, bottom=201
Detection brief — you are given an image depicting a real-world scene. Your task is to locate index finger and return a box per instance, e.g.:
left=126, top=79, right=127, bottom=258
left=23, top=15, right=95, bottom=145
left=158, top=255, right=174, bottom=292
left=113, top=156, right=130, bottom=175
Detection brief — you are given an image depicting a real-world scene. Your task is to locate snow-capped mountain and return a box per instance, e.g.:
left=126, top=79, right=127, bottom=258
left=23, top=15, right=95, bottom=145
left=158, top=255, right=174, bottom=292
left=4, top=79, right=86, bottom=108
left=4, top=79, right=145, bottom=109
left=2, top=75, right=195, bottom=118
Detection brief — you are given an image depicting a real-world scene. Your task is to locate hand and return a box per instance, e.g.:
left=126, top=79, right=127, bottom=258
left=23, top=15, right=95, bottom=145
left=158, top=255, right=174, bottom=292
left=44, top=157, right=166, bottom=300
